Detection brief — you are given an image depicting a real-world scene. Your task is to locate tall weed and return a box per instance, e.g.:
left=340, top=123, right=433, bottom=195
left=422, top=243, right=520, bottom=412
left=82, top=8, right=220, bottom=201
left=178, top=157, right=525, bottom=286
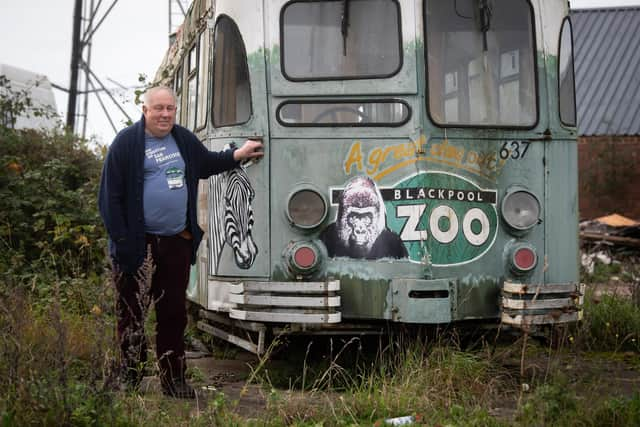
left=576, top=290, right=640, bottom=352
left=261, top=335, right=512, bottom=426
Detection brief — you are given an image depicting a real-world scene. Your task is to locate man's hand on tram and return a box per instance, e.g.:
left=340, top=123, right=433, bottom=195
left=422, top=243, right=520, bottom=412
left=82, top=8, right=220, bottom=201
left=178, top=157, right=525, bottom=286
left=233, top=138, right=264, bottom=161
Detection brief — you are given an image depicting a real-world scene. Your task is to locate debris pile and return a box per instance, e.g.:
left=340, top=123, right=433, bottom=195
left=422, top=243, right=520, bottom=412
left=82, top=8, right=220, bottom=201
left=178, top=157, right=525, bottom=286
left=580, top=214, right=640, bottom=303
left=580, top=213, right=640, bottom=248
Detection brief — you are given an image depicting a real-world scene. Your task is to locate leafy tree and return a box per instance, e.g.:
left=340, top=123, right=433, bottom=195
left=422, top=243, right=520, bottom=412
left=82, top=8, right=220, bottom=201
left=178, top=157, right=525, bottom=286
left=0, top=75, right=106, bottom=312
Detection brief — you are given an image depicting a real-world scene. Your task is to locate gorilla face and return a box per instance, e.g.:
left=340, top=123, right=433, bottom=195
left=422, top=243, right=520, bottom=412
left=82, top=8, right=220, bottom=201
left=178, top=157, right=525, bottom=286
left=321, top=175, right=408, bottom=260
left=336, top=176, right=386, bottom=256
left=345, top=207, right=375, bottom=247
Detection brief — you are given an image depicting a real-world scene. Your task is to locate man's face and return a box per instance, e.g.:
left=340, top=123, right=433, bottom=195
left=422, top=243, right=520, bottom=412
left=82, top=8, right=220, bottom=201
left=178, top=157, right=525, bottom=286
left=142, top=89, right=176, bottom=137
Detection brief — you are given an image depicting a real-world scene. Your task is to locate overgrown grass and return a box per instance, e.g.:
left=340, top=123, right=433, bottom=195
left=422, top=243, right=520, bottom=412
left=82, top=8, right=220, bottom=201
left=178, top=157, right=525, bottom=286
left=0, top=288, right=121, bottom=426
left=518, top=377, right=640, bottom=427
left=236, top=334, right=512, bottom=426
left=575, top=290, right=640, bottom=352
left=2, top=285, right=639, bottom=426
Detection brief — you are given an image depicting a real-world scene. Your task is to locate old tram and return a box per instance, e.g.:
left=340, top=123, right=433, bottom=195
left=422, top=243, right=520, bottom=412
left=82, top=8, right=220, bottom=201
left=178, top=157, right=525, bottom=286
left=156, top=0, right=583, bottom=353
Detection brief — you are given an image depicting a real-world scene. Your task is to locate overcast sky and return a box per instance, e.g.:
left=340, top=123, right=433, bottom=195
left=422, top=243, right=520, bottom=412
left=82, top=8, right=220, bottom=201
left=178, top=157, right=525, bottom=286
left=0, top=0, right=168, bottom=144
left=1, top=0, right=638, bottom=145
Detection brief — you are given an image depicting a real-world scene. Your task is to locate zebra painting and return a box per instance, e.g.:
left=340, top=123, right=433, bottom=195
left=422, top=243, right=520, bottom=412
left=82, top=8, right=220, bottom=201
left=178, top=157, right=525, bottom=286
left=208, top=163, right=258, bottom=275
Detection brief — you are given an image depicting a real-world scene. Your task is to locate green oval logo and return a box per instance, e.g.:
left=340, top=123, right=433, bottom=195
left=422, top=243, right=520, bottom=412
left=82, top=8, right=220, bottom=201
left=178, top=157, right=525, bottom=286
left=383, top=172, right=498, bottom=266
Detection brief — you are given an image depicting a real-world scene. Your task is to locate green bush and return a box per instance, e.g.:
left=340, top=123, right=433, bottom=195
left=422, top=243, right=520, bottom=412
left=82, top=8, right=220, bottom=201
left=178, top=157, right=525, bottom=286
left=0, top=113, right=106, bottom=313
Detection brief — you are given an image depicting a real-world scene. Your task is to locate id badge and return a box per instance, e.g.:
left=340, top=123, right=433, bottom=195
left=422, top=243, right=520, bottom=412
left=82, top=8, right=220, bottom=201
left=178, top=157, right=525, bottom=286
left=166, top=167, right=185, bottom=189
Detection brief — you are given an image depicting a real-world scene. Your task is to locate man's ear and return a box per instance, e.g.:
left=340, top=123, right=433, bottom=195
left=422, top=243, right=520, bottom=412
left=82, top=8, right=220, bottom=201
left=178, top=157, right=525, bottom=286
left=142, top=105, right=147, bottom=114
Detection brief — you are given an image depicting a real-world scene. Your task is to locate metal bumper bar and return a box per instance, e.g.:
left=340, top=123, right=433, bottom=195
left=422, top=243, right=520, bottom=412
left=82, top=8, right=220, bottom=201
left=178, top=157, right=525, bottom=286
left=501, top=281, right=585, bottom=328
left=228, top=280, right=341, bottom=324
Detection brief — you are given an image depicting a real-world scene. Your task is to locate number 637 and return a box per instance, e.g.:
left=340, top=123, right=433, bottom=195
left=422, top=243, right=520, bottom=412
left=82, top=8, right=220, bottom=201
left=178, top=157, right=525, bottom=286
left=499, top=140, right=530, bottom=160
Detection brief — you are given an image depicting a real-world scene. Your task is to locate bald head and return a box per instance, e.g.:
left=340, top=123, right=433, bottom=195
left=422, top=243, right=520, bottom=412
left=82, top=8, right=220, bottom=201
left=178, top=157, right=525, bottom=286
left=143, top=86, right=177, bottom=107
left=142, top=86, right=177, bottom=138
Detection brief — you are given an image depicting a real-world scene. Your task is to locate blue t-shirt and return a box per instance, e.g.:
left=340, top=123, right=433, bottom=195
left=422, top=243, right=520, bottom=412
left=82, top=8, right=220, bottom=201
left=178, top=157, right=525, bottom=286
left=143, top=133, right=188, bottom=235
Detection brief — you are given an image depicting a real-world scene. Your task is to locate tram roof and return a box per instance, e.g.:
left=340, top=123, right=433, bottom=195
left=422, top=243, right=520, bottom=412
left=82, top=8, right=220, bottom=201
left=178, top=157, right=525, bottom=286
left=572, top=7, right=640, bottom=137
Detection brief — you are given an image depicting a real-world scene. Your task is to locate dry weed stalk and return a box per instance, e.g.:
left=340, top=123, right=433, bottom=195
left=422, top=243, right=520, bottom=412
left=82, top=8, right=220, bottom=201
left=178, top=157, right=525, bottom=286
left=110, top=246, right=163, bottom=388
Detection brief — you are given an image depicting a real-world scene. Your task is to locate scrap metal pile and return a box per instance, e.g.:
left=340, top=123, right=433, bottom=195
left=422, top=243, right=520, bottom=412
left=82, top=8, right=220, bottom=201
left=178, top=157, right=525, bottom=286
left=580, top=213, right=640, bottom=249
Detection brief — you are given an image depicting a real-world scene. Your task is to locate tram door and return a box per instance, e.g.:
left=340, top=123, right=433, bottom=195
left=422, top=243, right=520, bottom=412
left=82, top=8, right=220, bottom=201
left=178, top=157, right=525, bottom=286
left=207, top=1, right=270, bottom=280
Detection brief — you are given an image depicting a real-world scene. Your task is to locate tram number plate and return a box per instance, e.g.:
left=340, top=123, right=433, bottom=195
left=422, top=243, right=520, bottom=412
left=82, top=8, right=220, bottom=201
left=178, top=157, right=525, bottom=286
left=499, top=141, right=530, bottom=160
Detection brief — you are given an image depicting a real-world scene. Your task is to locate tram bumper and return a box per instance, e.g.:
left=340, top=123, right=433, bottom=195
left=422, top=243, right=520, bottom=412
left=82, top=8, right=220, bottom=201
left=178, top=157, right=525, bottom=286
left=228, top=280, right=341, bottom=323
left=501, top=281, right=585, bottom=329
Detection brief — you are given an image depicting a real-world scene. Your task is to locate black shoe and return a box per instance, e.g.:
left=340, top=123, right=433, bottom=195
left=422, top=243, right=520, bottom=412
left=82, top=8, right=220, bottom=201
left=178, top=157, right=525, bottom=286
left=161, top=379, right=196, bottom=399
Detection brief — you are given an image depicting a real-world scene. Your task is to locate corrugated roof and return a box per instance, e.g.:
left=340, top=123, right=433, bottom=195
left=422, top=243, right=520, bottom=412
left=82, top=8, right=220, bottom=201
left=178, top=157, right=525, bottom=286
left=571, top=7, right=640, bottom=136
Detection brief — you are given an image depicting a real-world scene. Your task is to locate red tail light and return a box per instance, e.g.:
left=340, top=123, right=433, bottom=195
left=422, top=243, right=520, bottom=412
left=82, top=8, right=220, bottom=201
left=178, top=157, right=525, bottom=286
left=294, top=246, right=317, bottom=269
left=512, top=246, right=537, bottom=273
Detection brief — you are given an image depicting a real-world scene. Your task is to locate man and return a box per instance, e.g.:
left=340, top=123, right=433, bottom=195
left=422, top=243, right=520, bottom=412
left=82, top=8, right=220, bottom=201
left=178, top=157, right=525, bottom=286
left=98, top=86, right=263, bottom=398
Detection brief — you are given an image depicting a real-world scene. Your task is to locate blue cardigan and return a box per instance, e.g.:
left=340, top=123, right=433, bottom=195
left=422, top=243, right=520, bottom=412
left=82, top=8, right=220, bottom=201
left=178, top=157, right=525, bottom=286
left=98, top=117, right=238, bottom=273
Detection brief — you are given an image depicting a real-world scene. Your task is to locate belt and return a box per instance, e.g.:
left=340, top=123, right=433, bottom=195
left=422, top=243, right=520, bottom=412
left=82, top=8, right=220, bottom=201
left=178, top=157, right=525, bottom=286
left=178, top=229, right=193, bottom=240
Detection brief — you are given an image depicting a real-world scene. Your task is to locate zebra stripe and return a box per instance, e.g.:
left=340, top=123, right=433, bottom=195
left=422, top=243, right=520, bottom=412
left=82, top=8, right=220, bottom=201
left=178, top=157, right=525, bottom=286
left=209, top=166, right=257, bottom=275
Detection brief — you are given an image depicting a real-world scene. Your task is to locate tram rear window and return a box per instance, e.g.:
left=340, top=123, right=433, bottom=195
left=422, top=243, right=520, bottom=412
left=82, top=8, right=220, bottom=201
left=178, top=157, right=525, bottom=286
left=426, top=0, right=537, bottom=127
left=281, top=0, right=402, bottom=80
left=277, top=101, right=410, bottom=126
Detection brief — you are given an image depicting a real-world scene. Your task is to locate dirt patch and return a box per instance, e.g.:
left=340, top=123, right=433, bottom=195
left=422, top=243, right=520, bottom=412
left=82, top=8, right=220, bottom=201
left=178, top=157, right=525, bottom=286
left=136, top=352, right=268, bottom=419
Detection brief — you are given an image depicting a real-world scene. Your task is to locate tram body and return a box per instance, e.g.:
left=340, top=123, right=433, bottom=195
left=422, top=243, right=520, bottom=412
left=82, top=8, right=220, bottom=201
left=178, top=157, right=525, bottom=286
left=157, top=0, right=582, bottom=353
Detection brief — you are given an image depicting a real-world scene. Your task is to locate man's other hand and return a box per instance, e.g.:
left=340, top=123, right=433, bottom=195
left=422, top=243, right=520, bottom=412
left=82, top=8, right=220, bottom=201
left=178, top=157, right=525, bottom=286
left=233, top=139, right=264, bottom=162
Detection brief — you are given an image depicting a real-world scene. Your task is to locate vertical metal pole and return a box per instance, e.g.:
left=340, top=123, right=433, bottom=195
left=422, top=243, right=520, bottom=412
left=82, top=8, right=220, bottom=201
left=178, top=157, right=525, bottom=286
left=81, top=0, right=95, bottom=140
left=66, top=0, right=83, bottom=132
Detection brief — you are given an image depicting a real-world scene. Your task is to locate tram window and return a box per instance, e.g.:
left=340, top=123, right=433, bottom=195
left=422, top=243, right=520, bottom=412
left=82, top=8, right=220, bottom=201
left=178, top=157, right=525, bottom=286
left=196, top=29, right=208, bottom=130
left=282, top=0, right=401, bottom=80
left=212, top=16, right=252, bottom=127
left=187, top=76, right=197, bottom=130
left=186, top=45, right=197, bottom=130
left=426, top=0, right=537, bottom=127
left=174, top=65, right=183, bottom=124
left=188, top=44, right=197, bottom=74
left=277, top=101, right=410, bottom=126
left=559, top=18, right=576, bottom=127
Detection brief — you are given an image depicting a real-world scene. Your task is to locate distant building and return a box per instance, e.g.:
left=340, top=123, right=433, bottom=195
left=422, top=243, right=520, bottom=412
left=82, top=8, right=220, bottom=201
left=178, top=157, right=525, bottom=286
left=572, top=7, right=640, bottom=220
left=0, top=63, right=59, bottom=131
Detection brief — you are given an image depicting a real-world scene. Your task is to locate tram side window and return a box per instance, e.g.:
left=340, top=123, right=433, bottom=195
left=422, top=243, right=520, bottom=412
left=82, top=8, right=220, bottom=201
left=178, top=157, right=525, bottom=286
left=282, top=0, right=401, bottom=80
left=186, top=45, right=198, bottom=130
left=426, top=0, right=537, bottom=127
left=196, top=29, right=208, bottom=130
left=559, top=18, right=576, bottom=127
left=278, top=101, right=410, bottom=126
left=174, top=65, right=183, bottom=124
left=212, top=16, right=251, bottom=127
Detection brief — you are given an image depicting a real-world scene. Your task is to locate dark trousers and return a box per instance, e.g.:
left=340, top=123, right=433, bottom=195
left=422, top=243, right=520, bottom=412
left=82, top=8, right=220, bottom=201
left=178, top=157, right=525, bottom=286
left=114, top=233, right=192, bottom=386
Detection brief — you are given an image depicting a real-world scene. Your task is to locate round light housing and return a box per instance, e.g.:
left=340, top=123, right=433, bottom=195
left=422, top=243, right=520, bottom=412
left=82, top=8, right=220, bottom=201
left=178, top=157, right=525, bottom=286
left=501, top=190, right=541, bottom=231
left=286, top=188, right=327, bottom=229
left=283, top=240, right=324, bottom=276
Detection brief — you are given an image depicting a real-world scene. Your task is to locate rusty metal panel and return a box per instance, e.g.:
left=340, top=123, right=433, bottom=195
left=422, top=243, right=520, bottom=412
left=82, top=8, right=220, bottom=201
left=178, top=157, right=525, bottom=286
left=390, top=278, right=455, bottom=324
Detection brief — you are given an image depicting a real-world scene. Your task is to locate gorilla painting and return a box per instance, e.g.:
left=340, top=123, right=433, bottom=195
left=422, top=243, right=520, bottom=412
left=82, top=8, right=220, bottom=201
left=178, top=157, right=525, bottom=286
left=320, top=176, right=408, bottom=259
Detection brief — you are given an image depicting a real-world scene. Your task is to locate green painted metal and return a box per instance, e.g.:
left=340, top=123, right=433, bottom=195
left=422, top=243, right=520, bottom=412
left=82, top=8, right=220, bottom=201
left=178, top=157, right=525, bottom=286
left=172, top=0, right=579, bottom=328
left=390, top=278, right=455, bottom=323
